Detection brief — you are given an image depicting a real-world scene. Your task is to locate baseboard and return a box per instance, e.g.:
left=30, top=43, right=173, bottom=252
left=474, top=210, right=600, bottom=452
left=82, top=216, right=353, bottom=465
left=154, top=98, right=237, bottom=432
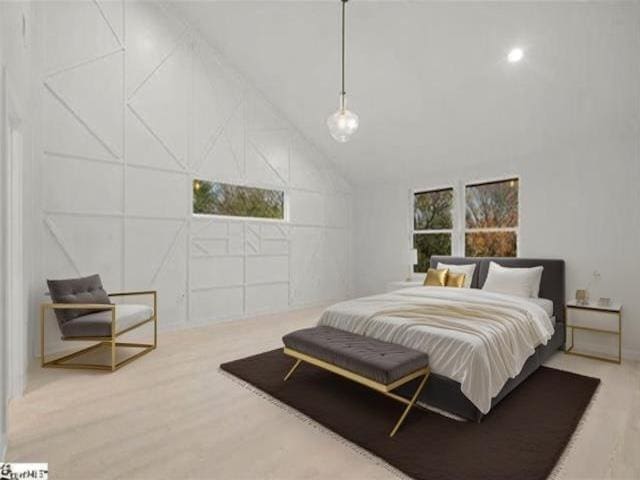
left=37, top=299, right=339, bottom=358
left=1, top=433, right=7, bottom=461
left=9, top=374, right=25, bottom=401
left=622, top=348, right=640, bottom=361
left=568, top=339, right=640, bottom=361
left=36, top=316, right=640, bottom=364
left=163, top=300, right=336, bottom=333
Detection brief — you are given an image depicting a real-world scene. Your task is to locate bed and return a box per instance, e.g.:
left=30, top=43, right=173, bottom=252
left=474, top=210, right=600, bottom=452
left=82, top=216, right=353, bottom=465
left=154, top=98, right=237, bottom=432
left=318, top=256, right=565, bottom=422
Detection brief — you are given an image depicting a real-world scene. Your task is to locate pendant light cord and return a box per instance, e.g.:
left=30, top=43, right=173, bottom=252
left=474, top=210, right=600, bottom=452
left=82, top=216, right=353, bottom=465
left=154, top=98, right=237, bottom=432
left=328, top=0, right=358, bottom=140
left=341, top=0, right=346, bottom=98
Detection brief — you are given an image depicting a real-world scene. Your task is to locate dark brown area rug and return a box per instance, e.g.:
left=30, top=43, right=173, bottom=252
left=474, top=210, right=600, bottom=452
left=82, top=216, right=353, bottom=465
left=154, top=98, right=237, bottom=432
left=220, top=349, right=600, bottom=480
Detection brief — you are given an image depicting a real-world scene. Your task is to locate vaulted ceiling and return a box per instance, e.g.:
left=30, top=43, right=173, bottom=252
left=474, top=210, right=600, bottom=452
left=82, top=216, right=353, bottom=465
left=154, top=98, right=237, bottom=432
left=173, top=1, right=640, bottom=185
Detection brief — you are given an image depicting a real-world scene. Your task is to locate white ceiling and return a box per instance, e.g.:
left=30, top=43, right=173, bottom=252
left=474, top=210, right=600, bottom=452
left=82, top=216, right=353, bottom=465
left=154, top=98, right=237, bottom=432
left=173, top=1, right=640, bottom=185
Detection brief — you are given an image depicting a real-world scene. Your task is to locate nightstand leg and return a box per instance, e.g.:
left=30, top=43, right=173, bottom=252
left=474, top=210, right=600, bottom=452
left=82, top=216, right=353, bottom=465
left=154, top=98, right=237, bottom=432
left=571, top=326, right=574, bottom=350
left=618, top=312, right=622, bottom=364
left=565, top=325, right=575, bottom=352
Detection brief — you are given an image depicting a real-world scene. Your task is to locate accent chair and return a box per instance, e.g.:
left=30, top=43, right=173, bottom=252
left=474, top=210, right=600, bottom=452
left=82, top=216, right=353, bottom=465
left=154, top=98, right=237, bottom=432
left=41, top=274, right=157, bottom=371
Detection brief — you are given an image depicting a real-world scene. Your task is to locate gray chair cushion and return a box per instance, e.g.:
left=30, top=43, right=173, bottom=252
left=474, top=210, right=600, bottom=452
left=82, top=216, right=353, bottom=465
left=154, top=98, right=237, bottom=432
left=60, top=304, right=154, bottom=338
left=47, top=274, right=112, bottom=327
left=283, top=326, right=429, bottom=385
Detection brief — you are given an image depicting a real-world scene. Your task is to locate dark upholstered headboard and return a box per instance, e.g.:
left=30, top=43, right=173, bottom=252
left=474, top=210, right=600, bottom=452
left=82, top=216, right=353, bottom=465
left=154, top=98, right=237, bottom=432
left=429, top=256, right=566, bottom=324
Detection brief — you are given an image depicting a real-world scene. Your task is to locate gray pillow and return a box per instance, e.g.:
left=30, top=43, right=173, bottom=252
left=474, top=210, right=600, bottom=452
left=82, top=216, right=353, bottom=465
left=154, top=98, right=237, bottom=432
left=47, top=274, right=112, bottom=327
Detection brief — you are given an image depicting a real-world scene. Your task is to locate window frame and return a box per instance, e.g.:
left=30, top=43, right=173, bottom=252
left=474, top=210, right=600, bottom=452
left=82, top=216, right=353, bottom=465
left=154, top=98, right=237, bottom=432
left=463, top=176, right=519, bottom=257
left=409, top=176, right=520, bottom=267
left=191, top=177, right=289, bottom=223
left=411, top=185, right=456, bottom=272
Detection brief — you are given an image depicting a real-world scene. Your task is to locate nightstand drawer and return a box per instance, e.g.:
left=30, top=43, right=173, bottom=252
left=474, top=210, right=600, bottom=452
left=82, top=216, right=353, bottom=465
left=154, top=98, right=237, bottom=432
left=566, top=308, right=620, bottom=333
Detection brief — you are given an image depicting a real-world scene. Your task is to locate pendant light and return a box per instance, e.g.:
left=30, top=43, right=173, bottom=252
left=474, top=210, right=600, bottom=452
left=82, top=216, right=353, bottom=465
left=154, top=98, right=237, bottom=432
left=327, top=0, right=359, bottom=143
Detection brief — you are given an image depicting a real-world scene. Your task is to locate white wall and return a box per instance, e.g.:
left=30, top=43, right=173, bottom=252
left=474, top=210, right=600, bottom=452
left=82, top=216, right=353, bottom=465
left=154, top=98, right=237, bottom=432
left=35, top=1, right=352, bottom=354
left=354, top=126, right=640, bottom=358
left=0, top=5, right=6, bottom=459
left=1, top=0, right=36, bottom=460
left=173, top=2, right=640, bottom=187
left=27, top=1, right=640, bottom=362
left=352, top=0, right=640, bottom=360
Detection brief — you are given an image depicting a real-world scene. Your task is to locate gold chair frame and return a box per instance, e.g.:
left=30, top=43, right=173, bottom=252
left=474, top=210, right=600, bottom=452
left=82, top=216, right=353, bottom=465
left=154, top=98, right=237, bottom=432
left=283, top=347, right=430, bottom=437
left=40, top=291, right=157, bottom=371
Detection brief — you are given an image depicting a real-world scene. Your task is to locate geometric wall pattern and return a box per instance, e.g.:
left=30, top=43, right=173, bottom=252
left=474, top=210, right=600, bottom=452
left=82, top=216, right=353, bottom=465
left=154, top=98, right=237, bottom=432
left=38, top=1, right=352, bottom=350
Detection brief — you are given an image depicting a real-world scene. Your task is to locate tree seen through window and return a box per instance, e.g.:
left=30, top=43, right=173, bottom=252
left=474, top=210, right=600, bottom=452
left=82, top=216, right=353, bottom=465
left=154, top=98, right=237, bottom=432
left=193, top=179, right=285, bottom=220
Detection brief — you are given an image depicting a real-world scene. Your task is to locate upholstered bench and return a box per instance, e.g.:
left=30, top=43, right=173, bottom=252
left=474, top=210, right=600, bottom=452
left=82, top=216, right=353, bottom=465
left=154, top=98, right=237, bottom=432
left=282, top=326, right=430, bottom=437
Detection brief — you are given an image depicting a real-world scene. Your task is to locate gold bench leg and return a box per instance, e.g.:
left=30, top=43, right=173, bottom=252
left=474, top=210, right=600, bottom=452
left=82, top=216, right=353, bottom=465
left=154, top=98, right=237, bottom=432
left=282, top=348, right=430, bottom=438
left=389, top=371, right=430, bottom=438
left=283, top=359, right=302, bottom=381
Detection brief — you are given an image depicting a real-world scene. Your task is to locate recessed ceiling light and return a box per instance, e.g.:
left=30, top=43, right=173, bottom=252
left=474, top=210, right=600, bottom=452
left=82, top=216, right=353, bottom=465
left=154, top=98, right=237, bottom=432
left=507, top=48, right=524, bottom=63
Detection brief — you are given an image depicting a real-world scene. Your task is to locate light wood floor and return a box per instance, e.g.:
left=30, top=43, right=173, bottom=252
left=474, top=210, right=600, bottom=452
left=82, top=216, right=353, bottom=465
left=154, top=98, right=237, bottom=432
left=6, top=307, right=640, bottom=480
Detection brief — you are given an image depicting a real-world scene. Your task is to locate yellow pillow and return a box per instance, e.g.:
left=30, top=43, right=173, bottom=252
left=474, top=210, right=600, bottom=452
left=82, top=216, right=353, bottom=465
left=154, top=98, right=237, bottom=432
left=424, top=268, right=448, bottom=286
left=446, top=272, right=466, bottom=288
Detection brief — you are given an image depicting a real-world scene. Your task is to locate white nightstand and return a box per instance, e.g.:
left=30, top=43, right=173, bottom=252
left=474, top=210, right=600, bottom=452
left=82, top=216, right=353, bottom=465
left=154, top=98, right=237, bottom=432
left=565, top=300, right=622, bottom=364
left=386, top=280, right=423, bottom=293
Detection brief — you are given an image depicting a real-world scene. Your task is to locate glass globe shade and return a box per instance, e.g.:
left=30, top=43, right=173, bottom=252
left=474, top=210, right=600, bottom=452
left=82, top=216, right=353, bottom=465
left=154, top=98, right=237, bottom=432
left=327, top=108, right=359, bottom=143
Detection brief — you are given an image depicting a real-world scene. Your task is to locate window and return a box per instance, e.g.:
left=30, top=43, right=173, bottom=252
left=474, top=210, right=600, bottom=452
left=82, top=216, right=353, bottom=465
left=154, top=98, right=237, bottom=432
left=193, top=179, right=285, bottom=220
left=465, top=178, right=518, bottom=257
left=413, top=188, right=453, bottom=272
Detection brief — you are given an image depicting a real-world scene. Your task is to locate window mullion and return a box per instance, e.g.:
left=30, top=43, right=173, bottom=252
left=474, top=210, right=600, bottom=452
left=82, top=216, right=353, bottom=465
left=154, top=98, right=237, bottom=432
left=413, top=229, right=453, bottom=235
left=466, top=227, right=518, bottom=233
left=454, top=179, right=465, bottom=256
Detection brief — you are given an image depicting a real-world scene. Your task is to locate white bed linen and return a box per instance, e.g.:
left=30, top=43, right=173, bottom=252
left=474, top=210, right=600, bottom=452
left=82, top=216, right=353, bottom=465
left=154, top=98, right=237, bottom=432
left=317, top=286, right=554, bottom=413
left=525, top=297, right=554, bottom=317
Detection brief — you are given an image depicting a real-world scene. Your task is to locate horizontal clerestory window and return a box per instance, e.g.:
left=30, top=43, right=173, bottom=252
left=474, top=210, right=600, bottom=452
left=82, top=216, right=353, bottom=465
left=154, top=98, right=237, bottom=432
left=193, top=179, right=285, bottom=220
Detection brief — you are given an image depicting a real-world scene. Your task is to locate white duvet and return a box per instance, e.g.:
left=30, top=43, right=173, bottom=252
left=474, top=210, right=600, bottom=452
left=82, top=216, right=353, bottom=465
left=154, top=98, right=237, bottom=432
left=317, top=286, right=554, bottom=413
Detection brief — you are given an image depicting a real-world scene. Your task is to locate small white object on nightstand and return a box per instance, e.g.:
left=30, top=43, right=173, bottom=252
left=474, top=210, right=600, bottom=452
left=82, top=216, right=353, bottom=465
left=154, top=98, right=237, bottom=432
left=387, top=280, right=423, bottom=293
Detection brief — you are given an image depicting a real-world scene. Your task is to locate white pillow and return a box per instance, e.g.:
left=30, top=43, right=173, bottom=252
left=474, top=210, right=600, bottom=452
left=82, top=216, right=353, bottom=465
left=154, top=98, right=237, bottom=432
left=482, top=261, right=544, bottom=298
left=437, top=262, right=476, bottom=288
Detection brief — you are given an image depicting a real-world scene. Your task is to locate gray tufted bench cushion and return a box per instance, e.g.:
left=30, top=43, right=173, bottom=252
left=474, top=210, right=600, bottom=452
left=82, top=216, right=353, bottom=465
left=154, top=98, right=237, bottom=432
left=282, top=326, right=431, bottom=437
left=283, top=326, right=429, bottom=385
